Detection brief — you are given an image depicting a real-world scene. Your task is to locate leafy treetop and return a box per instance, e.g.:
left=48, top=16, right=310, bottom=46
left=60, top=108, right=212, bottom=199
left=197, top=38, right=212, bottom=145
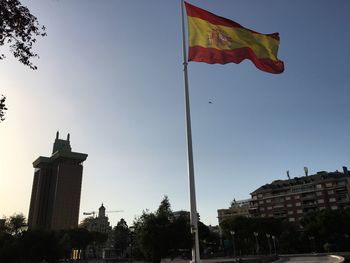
left=0, top=0, right=46, bottom=70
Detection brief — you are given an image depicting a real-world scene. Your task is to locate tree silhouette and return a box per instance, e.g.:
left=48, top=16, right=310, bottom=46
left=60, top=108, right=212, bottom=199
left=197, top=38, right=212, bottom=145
left=6, top=213, right=27, bottom=236
left=0, top=0, right=46, bottom=70
left=0, top=95, right=7, bottom=122
left=114, top=218, right=130, bottom=259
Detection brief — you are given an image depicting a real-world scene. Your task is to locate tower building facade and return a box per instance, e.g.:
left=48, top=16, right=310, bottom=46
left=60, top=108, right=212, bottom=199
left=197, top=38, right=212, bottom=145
left=28, top=132, right=88, bottom=230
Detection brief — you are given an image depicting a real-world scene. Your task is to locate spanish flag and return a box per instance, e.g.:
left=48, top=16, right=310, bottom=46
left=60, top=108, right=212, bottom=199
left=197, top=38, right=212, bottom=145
left=185, top=2, right=284, bottom=74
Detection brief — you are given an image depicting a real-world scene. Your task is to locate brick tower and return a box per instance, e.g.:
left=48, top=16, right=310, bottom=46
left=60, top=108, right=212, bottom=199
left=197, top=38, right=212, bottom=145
left=28, top=132, right=88, bottom=230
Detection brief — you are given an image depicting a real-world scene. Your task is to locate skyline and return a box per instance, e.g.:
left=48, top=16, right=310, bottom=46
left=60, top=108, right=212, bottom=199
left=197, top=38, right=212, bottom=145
left=1, top=0, right=350, bottom=227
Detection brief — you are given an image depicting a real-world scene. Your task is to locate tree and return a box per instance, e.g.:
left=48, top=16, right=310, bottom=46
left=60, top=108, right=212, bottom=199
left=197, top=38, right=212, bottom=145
left=134, top=196, right=174, bottom=263
left=79, top=216, right=95, bottom=229
left=220, top=216, right=287, bottom=255
left=168, top=211, right=192, bottom=259
left=0, top=95, right=7, bottom=122
left=6, top=213, right=27, bottom=236
left=114, top=218, right=130, bottom=259
left=0, top=231, right=16, bottom=262
left=19, top=229, right=61, bottom=263
left=67, top=228, right=94, bottom=259
left=301, top=208, right=350, bottom=252
left=133, top=197, right=199, bottom=262
left=156, top=195, right=172, bottom=219
left=134, top=212, right=170, bottom=263
left=0, top=0, right=46, bottom=70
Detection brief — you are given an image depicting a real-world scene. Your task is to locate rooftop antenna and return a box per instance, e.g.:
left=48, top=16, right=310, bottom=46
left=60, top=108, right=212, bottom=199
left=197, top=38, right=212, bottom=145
left=286, top=170, right=290, bottom=180
left=67, top=133, right=70, bottom=141
left=56, top=131, right=59, bottom=139
left=304, top=166, right=308, bottom=176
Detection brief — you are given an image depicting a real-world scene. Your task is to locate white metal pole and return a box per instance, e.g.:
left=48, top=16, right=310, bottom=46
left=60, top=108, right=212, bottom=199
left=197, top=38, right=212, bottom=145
left=180, top=1, right=200, bottom=263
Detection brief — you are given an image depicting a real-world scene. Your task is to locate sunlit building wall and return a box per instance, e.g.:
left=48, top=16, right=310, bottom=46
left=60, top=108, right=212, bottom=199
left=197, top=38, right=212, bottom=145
left=249, top=167, right=350, bottom=224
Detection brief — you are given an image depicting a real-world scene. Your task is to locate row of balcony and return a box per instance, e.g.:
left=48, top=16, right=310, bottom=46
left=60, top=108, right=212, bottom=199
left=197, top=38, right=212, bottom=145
left=254, top=183, right=348, bottom=200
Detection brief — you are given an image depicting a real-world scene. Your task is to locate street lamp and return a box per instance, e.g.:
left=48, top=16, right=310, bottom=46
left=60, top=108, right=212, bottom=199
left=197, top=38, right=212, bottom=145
left=230, top=231, right=236, bottom=258
left=253, top=232, right=259, bottom=255
left=271, top=235, right=277, bottom=255
left=266, top=234, right=271, bottom=255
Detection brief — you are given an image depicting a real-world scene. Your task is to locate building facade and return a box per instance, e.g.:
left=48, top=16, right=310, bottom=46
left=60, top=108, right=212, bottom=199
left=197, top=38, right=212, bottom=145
left=217, top=198, right=251, bottom=224
left=249, top=167, right=350, bottom=224
left=84, top=204, right=113, bottom=234
left=82, top=204, right=114, bottom=259
left=28, top=132, right=88, bottom=230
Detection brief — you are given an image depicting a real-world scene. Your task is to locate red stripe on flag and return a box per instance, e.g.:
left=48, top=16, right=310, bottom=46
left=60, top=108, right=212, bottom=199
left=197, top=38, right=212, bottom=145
left=188, top=46, right=284, bottom=74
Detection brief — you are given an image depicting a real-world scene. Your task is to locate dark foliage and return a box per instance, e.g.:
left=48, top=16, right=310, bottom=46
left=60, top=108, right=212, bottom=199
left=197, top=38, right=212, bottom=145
left=0, top=214, right=106, bottom=263
left=0, top=0, right=46, bottom=69
left=133, top=196, right=193, bottom=263
left=220, top=209, right=350, bottom=255
left=19, top=229, right=61, bottom=263
left=0, top=95, right=7, bottom=122
left=301, top=208, right=350, bottom=252
left=114, top=218, right=130, bottom=258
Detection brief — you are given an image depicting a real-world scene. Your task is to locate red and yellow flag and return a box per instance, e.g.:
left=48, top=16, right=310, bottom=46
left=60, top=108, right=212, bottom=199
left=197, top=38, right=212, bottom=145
left=185, top=2, right=284, bottom=74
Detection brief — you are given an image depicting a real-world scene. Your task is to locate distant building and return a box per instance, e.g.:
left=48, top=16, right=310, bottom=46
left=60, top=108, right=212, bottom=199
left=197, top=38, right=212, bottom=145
left=84, top=204, right=113, bottom=234
left=217, top=198, right=251, bottom=224
left=28, top=132, right=87, bottom=230
left=82, top=204, right=114, bottom=259
left=249, top=167, right=350, bottom=224
left=173, top=210, right=190, bottom=220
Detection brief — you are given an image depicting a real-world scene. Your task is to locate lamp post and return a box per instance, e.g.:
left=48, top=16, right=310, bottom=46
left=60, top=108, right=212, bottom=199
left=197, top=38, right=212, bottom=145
left=266, top=234, right=271, bottom=255
left=253, top=232, right=259, bottom=255
left=230, top=231, right=236, bottom=258
left=271, top=235, right=276, bottom=255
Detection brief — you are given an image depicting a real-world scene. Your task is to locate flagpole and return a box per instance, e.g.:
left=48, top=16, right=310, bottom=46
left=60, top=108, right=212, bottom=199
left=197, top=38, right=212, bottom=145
left=181, top=1, right=200, bottom=263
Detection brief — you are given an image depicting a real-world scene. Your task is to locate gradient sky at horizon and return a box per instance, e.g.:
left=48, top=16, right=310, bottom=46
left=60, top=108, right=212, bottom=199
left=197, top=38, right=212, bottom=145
left=1, top=0, right=350, bottom=227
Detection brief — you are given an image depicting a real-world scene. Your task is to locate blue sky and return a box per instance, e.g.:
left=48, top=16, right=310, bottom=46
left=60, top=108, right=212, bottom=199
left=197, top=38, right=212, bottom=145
left=1, top=0, right=350, bottom=226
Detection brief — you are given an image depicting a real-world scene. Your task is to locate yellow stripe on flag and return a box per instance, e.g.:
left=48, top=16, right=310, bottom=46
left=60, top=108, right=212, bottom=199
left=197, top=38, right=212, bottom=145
left=188, top=16, right=280, bottom=61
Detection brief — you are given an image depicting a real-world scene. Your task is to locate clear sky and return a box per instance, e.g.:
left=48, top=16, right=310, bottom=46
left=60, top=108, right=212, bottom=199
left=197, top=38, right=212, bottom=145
left=1, top=0, right=350, bottom=227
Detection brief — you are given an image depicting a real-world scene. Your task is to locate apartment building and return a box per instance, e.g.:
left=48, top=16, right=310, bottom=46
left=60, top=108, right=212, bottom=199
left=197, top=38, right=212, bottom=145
left=249, top=167, right=350, bottom=223
left=217, top=198, right=251, bottom=224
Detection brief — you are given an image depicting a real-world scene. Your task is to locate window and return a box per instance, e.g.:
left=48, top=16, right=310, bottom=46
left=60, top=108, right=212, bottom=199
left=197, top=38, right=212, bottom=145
left=266, top=199, right=271, bottom=203
left=294, top=195, right=300, bottom=199
left=331, top=205, right=338, bottom=210
left=325, top=182, right=333, bottom=188
left=328, top=190, right=334, bottom=195
left=316, top=184, right=322, bottom=189
left=267, top=206, right=272, bottom=210
left=287, top=204, right=292, bottom=207
left=258, top=194, right=263, bottom=198
left=289, top=218, right=295, bottom=222
left=329, top=197, right=336, bottom=202
left=261, top=214, right=266, bottom=217
left=297, top=209, right=303, bottom=214
left=296, top=202, right=301, bottom=207
left=288, top=211, right=293, bottom=215
left=286, top=196, right=291, bottom=200
left=259, top=201, right=264, bottom=204
left=260, top=207, right=265, bottom=211
left=318, top=199, right=324, bottom=204
left=316, top=191, right=323, bottom=196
